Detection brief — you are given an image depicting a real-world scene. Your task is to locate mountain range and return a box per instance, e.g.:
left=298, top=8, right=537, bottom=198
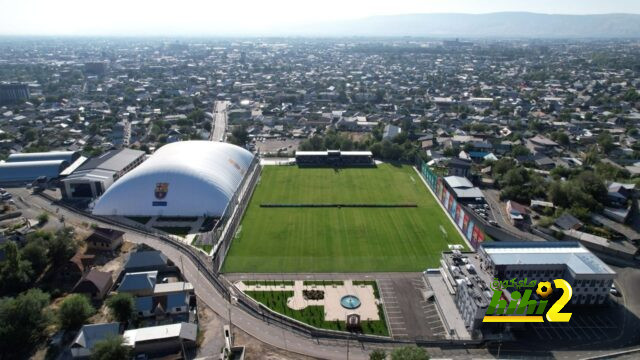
left=279, top=12, right=640, bottom=38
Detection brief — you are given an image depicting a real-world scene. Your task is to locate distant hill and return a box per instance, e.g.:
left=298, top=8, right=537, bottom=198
left=286, top=12, right=640, bottom=38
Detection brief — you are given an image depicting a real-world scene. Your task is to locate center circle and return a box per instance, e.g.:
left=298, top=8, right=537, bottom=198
left=340, top=295, right=361, bottom=309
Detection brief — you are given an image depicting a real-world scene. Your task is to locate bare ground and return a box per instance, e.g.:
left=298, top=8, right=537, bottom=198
left=196, top=299, right=318, bottom=360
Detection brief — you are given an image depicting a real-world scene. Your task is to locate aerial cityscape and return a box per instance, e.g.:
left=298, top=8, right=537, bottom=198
left=1, top=1, right=640, bottom=360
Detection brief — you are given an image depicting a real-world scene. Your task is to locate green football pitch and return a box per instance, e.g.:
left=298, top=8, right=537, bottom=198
left=222, top=164, right=466, bottom=273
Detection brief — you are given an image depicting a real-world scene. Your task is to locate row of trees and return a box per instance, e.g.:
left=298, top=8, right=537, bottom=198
left=0, top=287, right=135, bottom=358
left=0, top=228, right=77, bottom=295
left=491, top=158, right=608, bottom=221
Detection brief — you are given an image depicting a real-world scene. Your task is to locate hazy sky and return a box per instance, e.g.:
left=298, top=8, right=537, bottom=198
left=1, top=0, right=640, bottom=36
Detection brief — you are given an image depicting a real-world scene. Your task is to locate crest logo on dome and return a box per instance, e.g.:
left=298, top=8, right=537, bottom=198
left=154, top=182, right=169, bottom=200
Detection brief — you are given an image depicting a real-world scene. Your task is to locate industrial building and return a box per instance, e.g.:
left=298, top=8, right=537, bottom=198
left=0, top=151, right=85, bottom=184
left=61, top=148, right=145, bottom=200
left=0, top=160, right=70, bottom=184
left=295, top=150, right=373, bottom=166
left=92, top=141, right=254, bottom=217
left=7, top=151, right=81, bottom=164
left=0, top=82, right=30, bottom=104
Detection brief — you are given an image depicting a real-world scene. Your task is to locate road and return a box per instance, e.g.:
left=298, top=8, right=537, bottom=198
left=210, top=100, right=228, bottom=142
left=13, top=188, right=640, bottom=360
left=483, top=189, right=546, bottom=242
left=13, top=189, right=372, bottom=360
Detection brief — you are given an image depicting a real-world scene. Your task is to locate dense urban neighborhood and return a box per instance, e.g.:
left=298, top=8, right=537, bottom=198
left=1, top=36, right=640, bottom=360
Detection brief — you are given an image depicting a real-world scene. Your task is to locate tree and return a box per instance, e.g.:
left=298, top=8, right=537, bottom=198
left=510, top=145, right=530, bottom=158
left=0, top=289, right=51, bottom=357
left=597, top=132, right=615, bottom=154
left=229, top=125, right=249, bottom=147
left=21, top=239, right=48, bottom=274
left=0, top=241, right=34, bottom=294
left=58, top=294, right=95, bottom=330
left=37, top=212, right=49, bottom=225
left=90, top=336, right=130, bottom=360
left=370, top=349, right=387, bottom=360
left=391, top=345, right=429, bottom=360
left=106, top=293, right=135, bottom=323
left=48, top=227, right=77, bottom=266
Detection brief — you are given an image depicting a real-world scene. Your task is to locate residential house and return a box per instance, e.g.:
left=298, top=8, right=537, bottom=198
left=506, top=200, right=529, bottom=228
left=60, top=251, right=95, bottom=283
left=71, top=323, right=120, bottom=358
left=526, top=135, right=559, bottom=155
left=383, top=124, right=401, bottom=140
left=73, top=269, right=114, bottom=300
left=123, top=322, right=197, bottom=357
left=447, top=158, right=472, bottom=178
left=555, top=213, right=583, bottom=231
left=118, top=271, right=158, bottom=296
left=124, top=251, right=170, bottom=272
left=135, top=291, right=190, bottom=318
left=85, top=227, right=124, bottom=251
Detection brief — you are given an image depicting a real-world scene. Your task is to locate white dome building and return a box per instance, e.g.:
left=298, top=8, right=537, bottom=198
left=92, top=141, right=254, bottom=217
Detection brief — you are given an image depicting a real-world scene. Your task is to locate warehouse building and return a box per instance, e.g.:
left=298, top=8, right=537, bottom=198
left=295, top=150, right=373, bottom=166
left=0, top=160, right=70, bottom=184
left=7, top=151, right=81, bottom=164
left=61, top=148, right=145, bottom=200
left=92, top=141, right=254, bottom=217
left=0, top=150, right=87, bottom=185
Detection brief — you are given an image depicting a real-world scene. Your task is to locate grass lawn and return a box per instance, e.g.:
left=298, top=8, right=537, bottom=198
left=223, top=164, right=465, bottom=273
left=154, top=226, right=191, bottom=237
left=245, top=290, right=389, bottom=336
left=126, top=216, right=151, bottom=225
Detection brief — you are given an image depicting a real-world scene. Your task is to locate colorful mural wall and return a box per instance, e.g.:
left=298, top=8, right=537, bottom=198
left=420, top=162, right=485, bottom=249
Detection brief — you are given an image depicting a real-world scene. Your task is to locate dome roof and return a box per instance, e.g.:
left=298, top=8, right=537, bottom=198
left=92, top=141, right=253, bottom=217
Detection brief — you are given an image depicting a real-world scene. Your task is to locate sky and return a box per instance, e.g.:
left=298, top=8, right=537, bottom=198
left=1, top=0, right=640, bottom=36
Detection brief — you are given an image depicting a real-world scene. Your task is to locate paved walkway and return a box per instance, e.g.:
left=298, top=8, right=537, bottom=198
left=236, top=280, right=380, bottom=321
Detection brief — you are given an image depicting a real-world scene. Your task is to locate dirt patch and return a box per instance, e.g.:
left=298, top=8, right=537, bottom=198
left=196, top=298, right=318, bottom=360
left=95, top=241, right=137, bottom=281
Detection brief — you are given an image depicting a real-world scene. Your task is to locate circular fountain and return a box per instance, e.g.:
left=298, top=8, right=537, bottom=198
left=340, top=295, right=361, bottom=309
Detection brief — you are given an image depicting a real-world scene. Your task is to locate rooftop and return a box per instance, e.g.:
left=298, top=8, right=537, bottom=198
left=482, top=242, right=615, bottom=276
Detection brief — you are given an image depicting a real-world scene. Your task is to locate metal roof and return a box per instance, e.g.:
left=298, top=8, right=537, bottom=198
left=7, top=151, right=79, bottom=163
left=0, top=160, right=68, bottom=182
left=76, top=148, right=144, bottom=173
left=482, top=242, right=615, bottom=275
left=72, top=323, right=119, bottom=349
left=123, top=322, right=197, bottom=346
left=118, top=271, right=157, bottom=292
left=124, top=251, right=168, bottom=271
left=444, top=175, right=473, bottom=189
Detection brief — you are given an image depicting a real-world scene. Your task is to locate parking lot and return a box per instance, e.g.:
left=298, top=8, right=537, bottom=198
left=378, top=276, right=447, bottom=340
left=254, top=138, right=301, bottom=155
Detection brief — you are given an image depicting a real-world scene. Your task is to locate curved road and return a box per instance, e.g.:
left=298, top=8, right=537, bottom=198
left=19, top=190, right=370, bottom=360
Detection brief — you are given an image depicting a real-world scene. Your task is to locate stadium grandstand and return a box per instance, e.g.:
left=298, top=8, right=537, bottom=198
left=92, top=141, right=254, bottom=217
left=295, top=150, right=373, bottom=166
